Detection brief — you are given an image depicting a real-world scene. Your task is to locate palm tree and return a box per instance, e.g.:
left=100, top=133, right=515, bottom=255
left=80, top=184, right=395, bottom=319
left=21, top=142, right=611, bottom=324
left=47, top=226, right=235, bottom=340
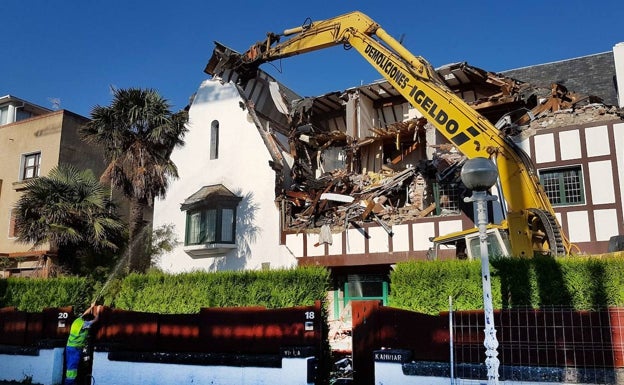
left=14, top=164, right=124, bottom=275
left=81, top=88, right=188, bottom=272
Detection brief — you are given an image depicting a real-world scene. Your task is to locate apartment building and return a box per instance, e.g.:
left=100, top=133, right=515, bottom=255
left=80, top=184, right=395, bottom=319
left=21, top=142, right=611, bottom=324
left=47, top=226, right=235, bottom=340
left=0, top=95, right=106, bottom=277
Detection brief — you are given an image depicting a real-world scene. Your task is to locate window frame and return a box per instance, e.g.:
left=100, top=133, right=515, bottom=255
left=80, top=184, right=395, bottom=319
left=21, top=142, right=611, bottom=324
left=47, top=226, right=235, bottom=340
left=433, top=182, right=462, bottom=214
left=539, top=165, right=585, bottom=206
left=184, top=203, right=237, bottom=246
left=210, top=120, right=219, bottom=160
left=21, top=152, right=41, bottom=181
left=0, top=105, right=9, bottom=125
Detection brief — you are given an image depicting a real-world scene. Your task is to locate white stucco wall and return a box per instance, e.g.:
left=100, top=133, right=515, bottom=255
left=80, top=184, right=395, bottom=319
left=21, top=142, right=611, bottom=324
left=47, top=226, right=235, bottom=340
left=412, top=222, right=435, bottom=250
left=0, top=348, right=64, bottom=385
left=588, top=160, right=615, bottom=205
left=153, top=79, right=296, bottom=273
left=534, top=132, right=556, bottom=163
left=91, top=353, right=314, bottom=385
left=567, top=211, right=591, bottom=243
left=559, top=129, right=581, bottom=160
left=531, top=123, right=622, bottom=248
left=585, top=125, right=610, bottom=157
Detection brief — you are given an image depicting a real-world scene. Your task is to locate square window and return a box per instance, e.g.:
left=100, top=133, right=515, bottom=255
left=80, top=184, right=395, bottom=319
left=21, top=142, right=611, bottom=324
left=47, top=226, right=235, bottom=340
left=539, top=166, right=585, bottom=206
left=433, top=182, right=461, bottom=214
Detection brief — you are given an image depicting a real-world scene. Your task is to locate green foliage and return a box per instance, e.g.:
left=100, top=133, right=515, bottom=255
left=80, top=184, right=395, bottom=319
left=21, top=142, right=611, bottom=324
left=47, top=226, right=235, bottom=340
left=389, top=259, right=501, bottom=314
left=0, top=267, right=330, bottom=314
left=390, top=255, right=624, bottom=314
left=81, top=87, right=189, bottom=273
left=147, top=223, right=180, bottom=268
left=81, top=87, right=189, bottom=202
left=12, top=164, right=125, bottom=275
left=0, top=277, right=92, bottom=313
left=13, top=164, right=124, bottom=252
left=111, top=267, right=330, bottom=313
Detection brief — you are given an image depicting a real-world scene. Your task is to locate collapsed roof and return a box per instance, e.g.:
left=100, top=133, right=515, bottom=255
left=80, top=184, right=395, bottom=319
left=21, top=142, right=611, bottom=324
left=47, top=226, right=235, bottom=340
left=207, top=59, right=623, bottom=233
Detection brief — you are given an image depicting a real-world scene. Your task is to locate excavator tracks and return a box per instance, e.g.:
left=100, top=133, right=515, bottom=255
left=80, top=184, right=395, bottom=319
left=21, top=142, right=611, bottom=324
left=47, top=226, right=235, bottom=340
left=529, top=208, right=565, bottom=256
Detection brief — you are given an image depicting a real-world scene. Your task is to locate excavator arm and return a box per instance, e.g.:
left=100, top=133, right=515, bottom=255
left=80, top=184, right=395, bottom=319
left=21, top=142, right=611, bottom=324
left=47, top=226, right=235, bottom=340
left=205, top=11, right=570, bottom=257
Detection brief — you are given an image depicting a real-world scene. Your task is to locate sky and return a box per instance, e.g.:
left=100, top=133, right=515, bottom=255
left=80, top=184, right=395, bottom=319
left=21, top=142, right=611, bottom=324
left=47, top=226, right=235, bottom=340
left=2, top=1, right=623, bottom=118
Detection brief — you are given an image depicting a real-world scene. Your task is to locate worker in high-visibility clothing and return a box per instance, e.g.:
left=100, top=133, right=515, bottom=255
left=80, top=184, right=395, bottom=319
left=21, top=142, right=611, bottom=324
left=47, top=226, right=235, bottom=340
left=64, top=303, right=102, bottom=385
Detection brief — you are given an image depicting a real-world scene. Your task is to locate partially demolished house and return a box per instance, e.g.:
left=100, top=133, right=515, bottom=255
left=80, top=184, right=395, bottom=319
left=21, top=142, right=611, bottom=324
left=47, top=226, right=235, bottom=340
left=267, top=59, right=623, bottom=258
left=153, top=43, right=624, bottom=324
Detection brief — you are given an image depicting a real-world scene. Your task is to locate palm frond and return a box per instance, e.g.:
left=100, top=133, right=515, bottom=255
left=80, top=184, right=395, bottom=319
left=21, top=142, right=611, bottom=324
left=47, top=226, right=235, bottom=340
left=13, top=164, right=124, bottom=253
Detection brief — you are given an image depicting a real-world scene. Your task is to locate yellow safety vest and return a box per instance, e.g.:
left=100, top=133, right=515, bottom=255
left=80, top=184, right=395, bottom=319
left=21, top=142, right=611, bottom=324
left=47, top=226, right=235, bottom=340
left=66, top=317, right=90, bottom=348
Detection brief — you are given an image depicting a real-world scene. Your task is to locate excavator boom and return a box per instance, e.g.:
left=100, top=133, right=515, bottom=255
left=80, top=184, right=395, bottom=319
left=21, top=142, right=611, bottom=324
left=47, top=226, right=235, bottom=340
left=205, top=11, right=571, bottom=257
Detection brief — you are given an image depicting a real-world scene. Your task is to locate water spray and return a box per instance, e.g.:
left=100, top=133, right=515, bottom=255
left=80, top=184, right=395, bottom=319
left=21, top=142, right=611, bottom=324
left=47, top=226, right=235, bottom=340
left=91, top=225, right=153, bottom=304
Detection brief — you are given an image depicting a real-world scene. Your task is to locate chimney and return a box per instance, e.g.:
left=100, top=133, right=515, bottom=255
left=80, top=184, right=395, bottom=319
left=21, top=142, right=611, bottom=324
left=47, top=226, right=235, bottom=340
left=614, top=42, right=624, bottom=108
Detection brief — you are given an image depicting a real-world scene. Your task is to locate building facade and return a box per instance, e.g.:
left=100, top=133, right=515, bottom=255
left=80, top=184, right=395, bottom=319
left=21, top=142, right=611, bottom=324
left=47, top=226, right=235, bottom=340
left=520, top=114, right=624, bottom=254
left=0, top=96, right=106, bottom=277
left=152, top=78, right=297, bottom=273
left=153, top=44, right=624, bottom=320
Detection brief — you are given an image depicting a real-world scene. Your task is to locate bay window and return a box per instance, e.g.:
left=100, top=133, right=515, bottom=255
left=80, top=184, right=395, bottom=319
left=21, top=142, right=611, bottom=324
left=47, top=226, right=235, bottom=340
left=181, top=184, right=241, bottom=256
left=185, top=206, right=235, bottom=245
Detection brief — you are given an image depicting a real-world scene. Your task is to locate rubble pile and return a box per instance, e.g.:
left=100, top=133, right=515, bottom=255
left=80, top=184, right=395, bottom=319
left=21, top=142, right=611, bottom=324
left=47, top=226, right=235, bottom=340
left=525, top=104, right=624, bottom=131
left=282, top=147, right=466, bottom=232
left=284, top=167, right=421, bottom=231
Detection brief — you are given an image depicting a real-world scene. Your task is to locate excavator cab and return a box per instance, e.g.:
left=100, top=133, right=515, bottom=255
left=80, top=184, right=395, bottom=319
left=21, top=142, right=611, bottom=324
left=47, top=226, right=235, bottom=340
left=428, top=225, right=511, bottom=260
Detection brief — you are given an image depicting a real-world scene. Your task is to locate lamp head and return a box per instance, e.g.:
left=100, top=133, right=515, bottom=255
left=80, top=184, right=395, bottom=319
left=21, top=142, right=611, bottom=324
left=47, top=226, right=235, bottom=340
left=461, top=157, right=498, bottom=191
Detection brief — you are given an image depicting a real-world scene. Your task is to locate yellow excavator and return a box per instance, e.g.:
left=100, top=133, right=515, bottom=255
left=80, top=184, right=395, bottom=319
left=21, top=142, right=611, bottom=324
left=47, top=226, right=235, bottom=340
left=205, top=11, right=573, bottom=257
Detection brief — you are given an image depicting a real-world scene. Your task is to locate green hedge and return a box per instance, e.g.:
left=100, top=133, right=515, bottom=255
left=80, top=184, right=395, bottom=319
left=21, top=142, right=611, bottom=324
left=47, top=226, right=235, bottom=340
left=389, top=254, right=624, bottom=314
left=0, top=267, right=330, bottom=314
left=5, top=256, right=624, bottom=316
left=0, top=276, right=92, bottom=312
left=108, top=267, right=330, bottom=313
left=389, top=259, right=493, bottom=314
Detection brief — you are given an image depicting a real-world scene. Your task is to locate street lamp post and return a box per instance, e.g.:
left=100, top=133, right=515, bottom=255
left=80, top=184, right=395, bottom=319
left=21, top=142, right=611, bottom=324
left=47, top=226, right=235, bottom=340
left=460, top=157, right=500, bottom=385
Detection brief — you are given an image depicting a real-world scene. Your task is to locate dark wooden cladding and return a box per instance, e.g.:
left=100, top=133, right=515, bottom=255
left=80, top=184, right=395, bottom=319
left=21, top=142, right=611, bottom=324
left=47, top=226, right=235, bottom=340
left=0, top=306, right=72, bottom=346
left=0, top=302, right=321, bottom=355
left=96, top=306, right=318, bottom=355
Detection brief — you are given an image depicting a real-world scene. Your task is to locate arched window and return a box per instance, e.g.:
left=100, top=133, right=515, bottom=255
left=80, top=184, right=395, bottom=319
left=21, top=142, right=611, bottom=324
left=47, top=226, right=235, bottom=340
left=210, top=120, right=219, bottom=160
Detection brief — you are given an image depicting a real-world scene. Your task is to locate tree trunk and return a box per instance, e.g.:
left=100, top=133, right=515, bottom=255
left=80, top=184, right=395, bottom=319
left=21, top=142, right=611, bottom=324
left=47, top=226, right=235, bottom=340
left=45, top=242, right=61, bottom=277
left=127, top=198, right=148, bottom=273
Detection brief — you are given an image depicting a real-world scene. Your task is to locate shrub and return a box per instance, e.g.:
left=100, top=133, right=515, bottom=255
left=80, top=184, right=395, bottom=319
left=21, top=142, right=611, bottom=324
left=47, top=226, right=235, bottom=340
left=109, top=266, right=330, bottom=313
left=389, top=254, right=624, bottom=314
left=0, top=276, right=91, bottom=312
